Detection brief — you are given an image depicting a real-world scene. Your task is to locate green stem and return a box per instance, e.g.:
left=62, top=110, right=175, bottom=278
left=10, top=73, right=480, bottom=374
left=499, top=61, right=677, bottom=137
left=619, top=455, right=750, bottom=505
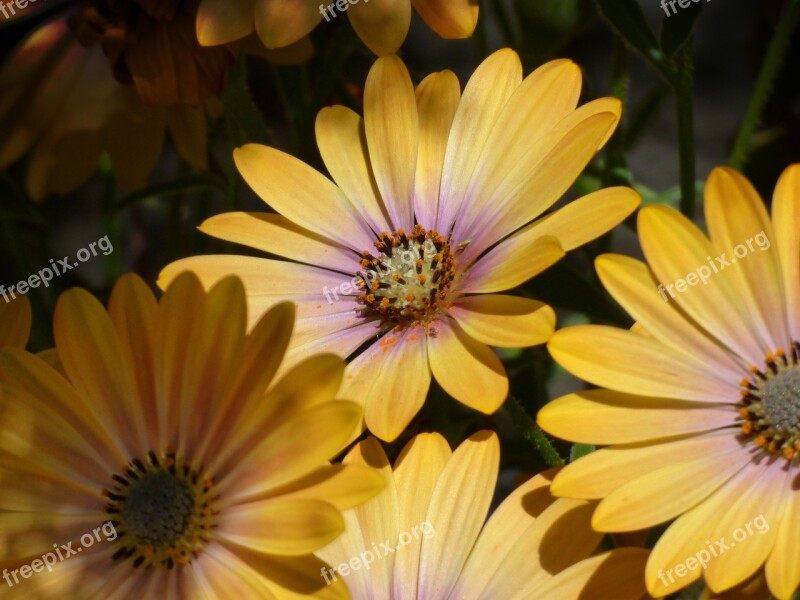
left=505, top=395, right=565, bottom=468
left=729, top=0, right=800, bottom=170
left=673, top=40, right=696, bottom=218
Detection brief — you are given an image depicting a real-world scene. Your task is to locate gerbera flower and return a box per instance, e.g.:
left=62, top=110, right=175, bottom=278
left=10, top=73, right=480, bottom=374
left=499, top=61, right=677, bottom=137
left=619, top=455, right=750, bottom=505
left=316, top=430, right=650, bottom=599
left=0, top=18, right=209, bottom=200
left=159, top=49, right=640, bottom=441
left=0, top=272, right=383, bottom=598
left=538, top=164, right=800, bottom=598
left=196, top=0, right=478, bottom=56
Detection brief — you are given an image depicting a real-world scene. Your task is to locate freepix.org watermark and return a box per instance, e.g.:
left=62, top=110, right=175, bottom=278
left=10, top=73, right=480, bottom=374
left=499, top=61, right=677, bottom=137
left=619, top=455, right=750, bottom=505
left=655, top=514, right=769, bottom=586
left=319, top=0, right=368, bottom=23
left=0, top=235, right=113, bottom=303
left=320, top=520, right=435, bottom=585
left=0, top=0, right=42, bottom=20
left=661, top=0, right=711, bottom=18
left=3, top=522, right=117, bottom=588
left=657, top=230, right=770, bottom=303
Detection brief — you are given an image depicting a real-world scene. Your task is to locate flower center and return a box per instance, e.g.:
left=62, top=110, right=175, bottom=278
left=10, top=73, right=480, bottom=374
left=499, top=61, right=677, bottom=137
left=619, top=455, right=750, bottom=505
left=739, top=343, right=800, bottom=460
left=104, top=451, right=218, bottom=568
left=356, top=225, right=456, bottom=327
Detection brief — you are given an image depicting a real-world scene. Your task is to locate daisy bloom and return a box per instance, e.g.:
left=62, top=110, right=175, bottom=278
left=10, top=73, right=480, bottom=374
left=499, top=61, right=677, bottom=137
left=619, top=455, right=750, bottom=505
left=196, top=0, right=478, bottom=56
left=0, top=18, right=209, bottom=200
left=160, top=49, right=640, bottom=441
left=538, top=165, right=800, bottom=598
left=316, top=430, right=650, bottom=599
left=0, top=272, right=384, bottom=598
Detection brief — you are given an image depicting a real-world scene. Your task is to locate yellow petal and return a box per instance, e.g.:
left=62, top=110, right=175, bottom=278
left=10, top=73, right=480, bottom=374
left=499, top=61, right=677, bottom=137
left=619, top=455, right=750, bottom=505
left=196, top=0, right=256, bottom=46
left=772, top=163, right=800, bottom=343
left=217, top=541, right=351, bottom=599
left=538, top=388, right=738, bottom=445
left=343, top=437, right=398, bottom=598
left=525, top=186, right=641, bottom=251
left=427, top=318, right=508, bottom=413
left=265, top=464, right=384, bottom=511
left=537, top=548, right=650, bottom=599
left=704, top=461, right=788, bottom=593
left=339, top=328, right=430, bottom=441
left=417, top=431, right=499, bottom=599
left=437, top=48, right=522, bottom=233
left=704, top=167, right=789, bottom=353
left=765, top=480, right=800, bottom=599
left=411, top=0, right=478, bottom=38
left=645, top=462, right=761, bottom=597
left=453, top=59, right=583, bottom=245
left=457, top=110, right=620, bottom=257
left=414, top=70, right=461, bottom=227
left=347, top=0, right=411, bottom=55
left=200, top=211, right=356, bottom=273
left=221, top=497, right=345, bottom=555
left=233, top=144, right=375, bottom=250
left=315, top=105, right=392, bottom=234
left=638, top=205, right=766, bottom=365
left=54, top=286, right=146, bottom=459
left=107, top=274, right=159, bottom=451
left=0, top=293, right=30, bottom=349
left=459, top=235, right=565, bottom=294
left=254, top=0, right=322, bottom=49
left=392, top=433, right=452, bottom=598
left=550, top=429, right=736, bottom=500
left=548, top=324, right=740, bottom=402
left=222, top=400, right=363, bottom=502
left=364, top=54, right=418, bottom=229
left=592, top=440, right=752, bottom=532
left=450, top=294, right=556, bottom=347
left=595, top=253, right=747, bottom=382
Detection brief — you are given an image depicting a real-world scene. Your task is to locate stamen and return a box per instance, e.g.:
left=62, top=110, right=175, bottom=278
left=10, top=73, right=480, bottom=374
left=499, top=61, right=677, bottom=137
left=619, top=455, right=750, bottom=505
left=356, top=225, right=456, bottom=327
left=739, top=345, right=800, bottom=462
left=105, top=452, right=218, bottom=569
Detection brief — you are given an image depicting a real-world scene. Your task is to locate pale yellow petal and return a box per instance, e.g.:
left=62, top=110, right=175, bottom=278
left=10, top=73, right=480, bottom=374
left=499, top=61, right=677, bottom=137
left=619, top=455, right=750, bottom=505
left=315, top=105, right=392, bottom=234
left=196, top=0, right=256, bottom=46
left=233, top=144, right=376, bottom=250
left=538, top=388, right=738, bottom=445
left=348, top=0, right=411, bottom=55
left=411, top=0, right=478, bottom=38
left=417, top=431, right=499, bottom=599
left=363, top=54, right=418, bottom=229
left=437, top=48, right=522, bottom=233
left=548, top=324, right=740, bottom=402
left=449, top=294, right=556, bottom=347
left=772, top=163, right=800, bottom=342
left=427, top=318, right=508, bottom=413
left=414, top=70, right=461, bottom=227
left=704, top=167, right=789, bottom=353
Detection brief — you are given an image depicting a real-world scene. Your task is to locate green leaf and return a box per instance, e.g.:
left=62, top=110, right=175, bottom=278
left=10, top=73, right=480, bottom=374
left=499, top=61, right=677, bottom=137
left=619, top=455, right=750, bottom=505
left=593, top=0, right=671, bottom=79
left=660, top=0, right=703, bottom=58
left=570, top=443, right=597, bottom=461
left=224, top=55, right=271, bottom=147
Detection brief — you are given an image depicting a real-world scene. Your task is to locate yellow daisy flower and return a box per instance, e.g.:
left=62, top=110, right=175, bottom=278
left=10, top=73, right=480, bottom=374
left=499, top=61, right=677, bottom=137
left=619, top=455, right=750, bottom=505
left=160, top=49, right=640, bottom=441
left=196, top=0, right=478, bottom=56
left=316, top=431, right=650, bottom=599
left=0, top=18, right=209, bottom=200
left=0, top=272, right=383, bottom=598
left=538, top=164, right=800, bottom=598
